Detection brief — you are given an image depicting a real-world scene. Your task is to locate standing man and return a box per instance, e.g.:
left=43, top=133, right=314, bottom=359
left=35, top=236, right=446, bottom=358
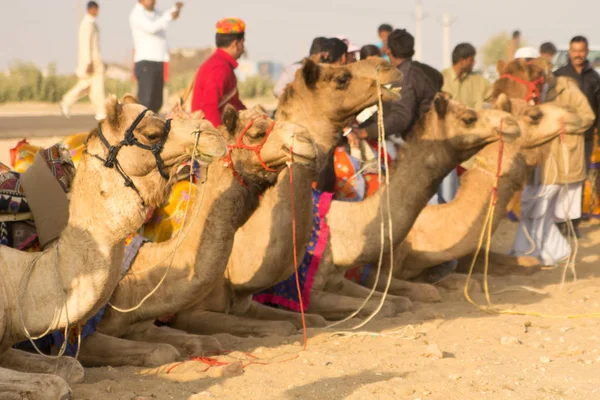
left=442, top=43, right=492, bottom=109
left=130, top=0, right=184, bottom=113
left=191, top=18, right=247, bottom=128
left=60, top=1, right=105, bottom=121
left=555, top=36, right=600, bottom=170
left=377, top=24, right=393, bottom=61
left=505, top=30, right=521, bottom=62
left=540, top=42, right=557, bottom=63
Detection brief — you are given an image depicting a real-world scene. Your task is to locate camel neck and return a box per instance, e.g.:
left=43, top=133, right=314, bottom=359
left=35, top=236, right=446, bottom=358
left=98, top=163, right=262, bottom=334
left=327, top=131, right=472, bottom=267
left=4, top=155, right=151, bottom=344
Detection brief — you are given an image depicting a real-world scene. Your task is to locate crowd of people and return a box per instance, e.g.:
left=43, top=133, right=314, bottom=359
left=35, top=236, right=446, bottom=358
left=58, top=1, right=600, bottom=269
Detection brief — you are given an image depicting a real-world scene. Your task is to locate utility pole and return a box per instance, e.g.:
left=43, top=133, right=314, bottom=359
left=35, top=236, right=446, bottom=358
left=414, top=0, right=424, bottom=61
left=441, top=12, right=457, bottom=70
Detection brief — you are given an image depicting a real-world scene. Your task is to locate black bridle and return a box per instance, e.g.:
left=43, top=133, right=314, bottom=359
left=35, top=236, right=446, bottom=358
left=86, top=109, right=172, bottom=205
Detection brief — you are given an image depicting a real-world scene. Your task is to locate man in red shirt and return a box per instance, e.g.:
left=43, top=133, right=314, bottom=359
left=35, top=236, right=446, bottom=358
left=191, top=18, right=247, bottom=127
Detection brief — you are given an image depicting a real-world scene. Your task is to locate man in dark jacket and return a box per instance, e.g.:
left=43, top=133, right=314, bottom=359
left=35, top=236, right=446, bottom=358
left=555, top=35, right=600, bottom=168
left=354, top=29, right=437, bottom=141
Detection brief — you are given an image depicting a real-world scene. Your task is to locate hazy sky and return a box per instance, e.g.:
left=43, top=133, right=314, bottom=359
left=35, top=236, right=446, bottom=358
left=1, top=0, right=598, bottom=73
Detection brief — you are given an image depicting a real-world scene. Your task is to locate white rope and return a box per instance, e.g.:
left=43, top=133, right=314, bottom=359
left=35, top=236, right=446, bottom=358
left=325, top=66, right=396, bottom=329
left=17, top=244, right=74, bottom=359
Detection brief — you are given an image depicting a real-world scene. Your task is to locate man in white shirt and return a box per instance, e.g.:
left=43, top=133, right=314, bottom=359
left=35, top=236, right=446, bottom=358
left=130, top=0, right=183, bottom=113
left=60, top=1, right=105, bottom=121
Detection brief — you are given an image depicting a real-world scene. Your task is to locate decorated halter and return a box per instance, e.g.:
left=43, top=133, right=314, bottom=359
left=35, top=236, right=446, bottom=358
left=87, top=109, right=172, bottom=204
left=223, top=115, right=277, bottom=189
left=499, top=73, right=545, bottom=105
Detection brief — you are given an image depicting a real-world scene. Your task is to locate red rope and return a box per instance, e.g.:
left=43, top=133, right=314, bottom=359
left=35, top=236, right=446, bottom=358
left=492, top=118, right=504, bottom=206
left=288, top=145, right=308, bottom=350
left=500, top=74, right=545, bottom=104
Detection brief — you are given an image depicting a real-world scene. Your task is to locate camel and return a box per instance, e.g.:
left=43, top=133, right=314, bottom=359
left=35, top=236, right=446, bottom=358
left=65, top=106, right=319, bottom=367
left=176, top=93, right=522, bottom=334
left=161, top=58, right=409, bottom=336
left=0, top=96, right=225, bottom=399
left=354, top=100, right=585, bottom=299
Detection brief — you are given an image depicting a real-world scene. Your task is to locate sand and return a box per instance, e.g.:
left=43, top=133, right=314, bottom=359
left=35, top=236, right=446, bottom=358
left=65, top=219, right=600, bottom=400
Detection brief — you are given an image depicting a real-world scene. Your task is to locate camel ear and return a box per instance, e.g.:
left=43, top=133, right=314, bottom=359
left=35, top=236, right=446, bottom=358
left=221, top=104, right=238, bottom=133
left=496, top=93, right=512, bottom=113
left=496, top=60, right=506, bottom=75
left=433, top=94, right=449, bottom=119
left=302, top=58, right=321, bottom=89
left=105, top=95, right=122, bottom=129
left=121, top=94, right=138, bottom=105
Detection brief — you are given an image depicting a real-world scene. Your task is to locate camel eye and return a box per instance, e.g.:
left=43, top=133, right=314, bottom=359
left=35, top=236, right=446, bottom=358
left=334, top=74, right=351, bottom=88
left=461, top=113, right=477, bottom=126
left=144, top=132, right=162, bottom=141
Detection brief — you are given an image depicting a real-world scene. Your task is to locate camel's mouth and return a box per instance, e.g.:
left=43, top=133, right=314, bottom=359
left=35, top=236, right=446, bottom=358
left=497, top=119, right=521, bottom=143
left=188, top=130, right=228, bottom=161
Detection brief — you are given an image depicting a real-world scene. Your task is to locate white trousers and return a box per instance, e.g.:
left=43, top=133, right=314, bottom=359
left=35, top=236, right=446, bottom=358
left=511, top=183, right=581, bottom=265
left=61, top=73, right=106, bottom=120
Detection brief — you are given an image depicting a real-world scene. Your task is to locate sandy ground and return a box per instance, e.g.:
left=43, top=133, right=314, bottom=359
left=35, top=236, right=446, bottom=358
left=66, top=220, right=600, bottom=400
left=2, top=104, right=599, bottom=400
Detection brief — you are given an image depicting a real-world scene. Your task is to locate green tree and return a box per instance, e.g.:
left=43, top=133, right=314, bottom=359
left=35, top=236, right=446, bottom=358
left=480, top=32, right=510, bottom=68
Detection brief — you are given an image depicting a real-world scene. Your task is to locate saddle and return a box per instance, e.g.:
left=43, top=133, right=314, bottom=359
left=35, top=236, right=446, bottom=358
left=0, top=144, right=75, bottom=250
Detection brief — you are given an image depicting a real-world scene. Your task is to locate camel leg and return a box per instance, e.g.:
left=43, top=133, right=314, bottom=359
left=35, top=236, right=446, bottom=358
left=332, top=279, right=413, bottom=311
left=360, top=274, right=442, bottom=303
left=307, top=290, right=398, bottom=321
left=170, top=309, right=298, bottom=338
left=242, top=301, right=328, bottom=328
left=77, top=332, right=181, bottom=367
left=0, top=348, right=84, bottom=385
left=122, top=321, right=240, bottom=357
left=0, top=367, right=71, bottom=400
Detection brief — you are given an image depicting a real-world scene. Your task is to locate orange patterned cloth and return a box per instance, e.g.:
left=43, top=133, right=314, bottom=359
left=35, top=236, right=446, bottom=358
left=216, top=17, right=246, bottom=34
left=11, top=133, right=87, bottom=172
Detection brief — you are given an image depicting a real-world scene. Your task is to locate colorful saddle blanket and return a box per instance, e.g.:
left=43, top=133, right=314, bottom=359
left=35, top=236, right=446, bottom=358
left=0, top=145, right=75, bottom=250
left=253, top=189, right=333, bottom=312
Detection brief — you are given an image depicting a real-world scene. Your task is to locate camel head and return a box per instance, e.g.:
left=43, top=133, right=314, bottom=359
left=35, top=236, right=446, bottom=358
left=221, top=105, right=317, bottom=188
left=492, top=58, right=555, bottom=105
left=85, top=95, right=226, bottom=207
left=495, top=93, right=584, bottom=150
left=413, top=93, right=520, bottom=162
left=277, top=58, right=402, bottom=128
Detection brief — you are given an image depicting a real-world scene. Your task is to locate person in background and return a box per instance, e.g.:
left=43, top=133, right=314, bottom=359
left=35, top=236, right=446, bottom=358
left=377, top=24, right=393, bottom=61
left=555, top=35, right=600, bottom=229
left=354, top=29, right=436, bottom=141
left=555, top=36, right=600, bottom=170
left=321, top=38, right=348, bottom=65
left=540, top=42, right=557, bottom=63
left=505, top=30, right=521, bottom=62
left=442, top=43, right=492, bottom=110
left=60, top=1, right=105, bottom=120
left=360, top=45, right=382, bottom=60
left=337, top=36, right=360, bottom=63
left=130, top=0, right=183, bottom=113
left=273, top=37, right=327, bottom=99
left=191, top=18, right=247, bottom=127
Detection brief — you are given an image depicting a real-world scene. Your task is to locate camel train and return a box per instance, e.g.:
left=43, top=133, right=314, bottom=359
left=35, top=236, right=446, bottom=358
left=0, top=57, right=592, bottom=398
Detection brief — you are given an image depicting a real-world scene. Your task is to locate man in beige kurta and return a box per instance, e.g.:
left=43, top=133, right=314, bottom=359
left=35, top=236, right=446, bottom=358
left=60, top=1, right=105, bottom=120
left=442, top=43, right=492, bottom=110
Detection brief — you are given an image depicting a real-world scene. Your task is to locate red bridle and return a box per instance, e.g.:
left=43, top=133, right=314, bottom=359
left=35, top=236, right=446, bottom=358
left=223, top=116, right=277, bottom=189
left=499, top=74, right=545, bottom=104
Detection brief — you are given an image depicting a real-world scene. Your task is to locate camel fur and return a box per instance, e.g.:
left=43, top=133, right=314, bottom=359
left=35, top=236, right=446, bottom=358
left=0, top=96, right=224, bottom=399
